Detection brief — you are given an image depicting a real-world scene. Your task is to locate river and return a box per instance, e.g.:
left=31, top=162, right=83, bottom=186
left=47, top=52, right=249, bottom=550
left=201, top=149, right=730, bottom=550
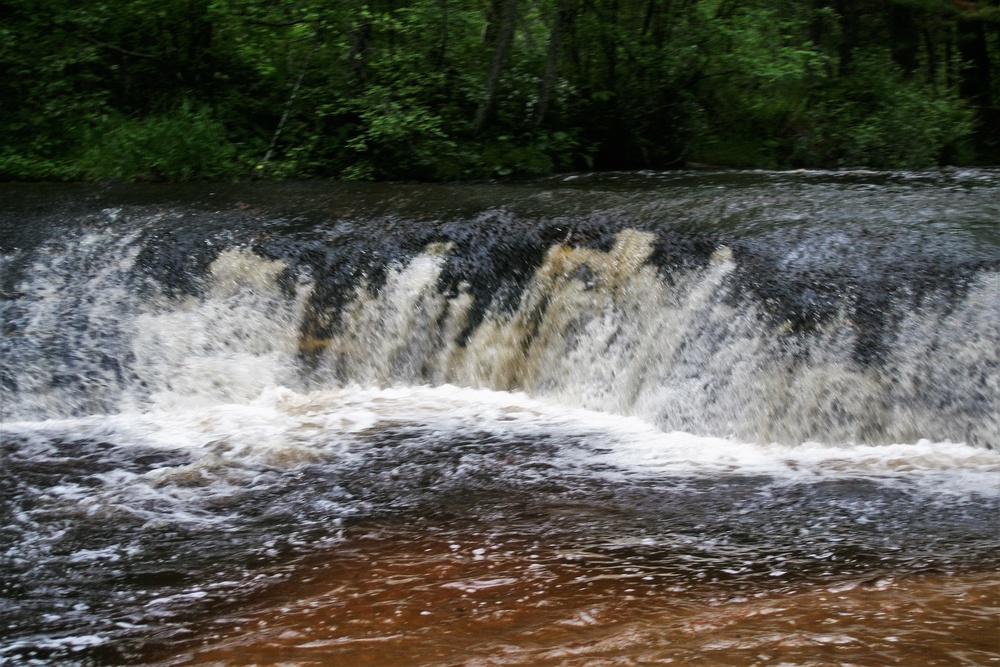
left=1, top=171, right=998, bottom=665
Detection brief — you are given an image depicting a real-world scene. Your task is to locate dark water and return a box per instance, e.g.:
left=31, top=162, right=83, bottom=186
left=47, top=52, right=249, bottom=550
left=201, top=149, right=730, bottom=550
left=1, top=171, right=998, bottom=665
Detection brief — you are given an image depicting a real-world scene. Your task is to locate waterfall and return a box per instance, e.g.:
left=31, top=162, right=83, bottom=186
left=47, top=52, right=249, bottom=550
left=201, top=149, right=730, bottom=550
left=3, top=199, right=996, bottom=447
left=1, top=174, right=998, bottom=665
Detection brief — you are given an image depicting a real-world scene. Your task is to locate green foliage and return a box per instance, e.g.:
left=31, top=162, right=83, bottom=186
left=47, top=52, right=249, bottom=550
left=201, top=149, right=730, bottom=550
left=341, top=86, right=455, bottom=180
left=795, top=52, right=974, bottom=168
left=78, top=103, right=240, bottom=181
left=685, top=2, right=829, bottom=167
left=0, top=152, right=75, bottom=182
left=1, top=0, right=997, bottom=181
left=454, top=131, right=584, bottom=179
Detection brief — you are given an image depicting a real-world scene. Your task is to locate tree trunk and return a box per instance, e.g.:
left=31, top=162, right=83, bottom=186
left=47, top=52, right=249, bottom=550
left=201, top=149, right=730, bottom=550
left=923, top=27, right=937, bottom=89
left=957, top=18, right=992, bottom=106
left=889, top=3, right=919, bottom=76
left=348, top=0, right=373, bottom=90
left=473, top=0, right=517, bottom=133
left=533, top=0, right=574, bottom=126
left=833, top=0, right=860, bottom=76
left=433, top=0, right=449, bottom=69
left=599, top=0, right=620, bottom=91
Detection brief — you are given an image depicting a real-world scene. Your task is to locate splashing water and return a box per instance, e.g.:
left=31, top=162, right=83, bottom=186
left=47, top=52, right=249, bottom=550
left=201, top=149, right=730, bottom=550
left=1, top=173, right=998, bottom=664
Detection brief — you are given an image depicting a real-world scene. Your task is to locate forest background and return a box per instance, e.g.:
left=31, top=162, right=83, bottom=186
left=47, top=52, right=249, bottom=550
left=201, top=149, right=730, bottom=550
left=2, top=0, right=999, bottom=181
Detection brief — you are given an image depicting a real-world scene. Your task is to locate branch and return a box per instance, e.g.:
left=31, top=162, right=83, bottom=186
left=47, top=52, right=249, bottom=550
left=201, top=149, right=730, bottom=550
left=258, top=34, right=320, bottom=174
left=243, top=18, right=321, bottom=28
left=78, top=34, right=171, bottom=67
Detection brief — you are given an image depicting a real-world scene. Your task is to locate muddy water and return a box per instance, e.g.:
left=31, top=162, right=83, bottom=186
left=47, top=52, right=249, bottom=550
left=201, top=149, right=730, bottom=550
left=1, top=172, right=998, bottom=665
left=156, top=520, right=1000, bottom=666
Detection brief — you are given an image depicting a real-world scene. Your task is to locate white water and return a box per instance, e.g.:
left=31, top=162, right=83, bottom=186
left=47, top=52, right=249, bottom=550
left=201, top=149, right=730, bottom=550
left=170, top=232, right=996, bottom=447
left=1, top=188, right=998, bottom=664
left=4, top=225, right=998, bottom=436
left=3, top=229, right=997, bottom=521
left=5, top=384, right=997, bottom=541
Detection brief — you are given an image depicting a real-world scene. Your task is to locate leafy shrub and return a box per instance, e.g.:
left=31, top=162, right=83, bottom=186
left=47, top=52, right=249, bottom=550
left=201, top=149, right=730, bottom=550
left=795, top=51, right=973, bottom=169
left=339, top=86, right=456, bottom=180
left=0, top=151, right=77, bottom=181
left=79, top=103, right=240, bottom=181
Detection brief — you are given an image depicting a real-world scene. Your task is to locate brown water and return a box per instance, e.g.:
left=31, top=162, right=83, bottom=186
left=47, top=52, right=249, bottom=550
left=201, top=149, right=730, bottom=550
left=156, top=518, right=999, bottom=666
left=2, top=174, right=998, bottom=665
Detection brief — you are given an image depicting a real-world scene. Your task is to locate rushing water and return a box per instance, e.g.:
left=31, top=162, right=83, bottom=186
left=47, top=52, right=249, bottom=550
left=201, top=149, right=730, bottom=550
left=1, top=172, right=998, bottom=665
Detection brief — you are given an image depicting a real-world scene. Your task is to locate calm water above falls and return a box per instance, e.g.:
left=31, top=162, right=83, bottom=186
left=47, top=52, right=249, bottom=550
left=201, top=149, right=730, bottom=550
left=0, top=171, right=998, bottom=665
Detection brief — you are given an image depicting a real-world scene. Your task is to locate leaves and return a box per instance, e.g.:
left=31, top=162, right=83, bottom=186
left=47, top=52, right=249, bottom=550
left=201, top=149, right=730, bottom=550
left=78, top=103, right=240, bottom=181
left=0, top=0, right=995, bottom=181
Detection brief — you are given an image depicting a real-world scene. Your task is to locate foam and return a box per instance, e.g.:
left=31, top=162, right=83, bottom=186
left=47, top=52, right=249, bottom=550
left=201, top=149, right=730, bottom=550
left=6, top=384, right=995, bottom=509
left=3, top=227, right=996, bottom=448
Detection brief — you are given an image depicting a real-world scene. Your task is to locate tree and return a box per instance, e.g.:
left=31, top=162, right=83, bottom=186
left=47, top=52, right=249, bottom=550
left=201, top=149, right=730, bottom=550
left=472, top=0, right=519, bottom=133
left=0, top=0, right=996, bottom=181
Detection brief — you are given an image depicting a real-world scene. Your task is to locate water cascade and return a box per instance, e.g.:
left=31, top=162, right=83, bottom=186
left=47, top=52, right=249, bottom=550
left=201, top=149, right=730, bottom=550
left=1, top=172, right=998, bottom=664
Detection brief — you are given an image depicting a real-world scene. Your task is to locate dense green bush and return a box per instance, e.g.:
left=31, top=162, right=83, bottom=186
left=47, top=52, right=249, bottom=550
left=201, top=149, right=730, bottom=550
left=1, top=0, right=996, bottom=181
left=795, top=52, right=974, bottom=168
left=78, top=104, right=241, bottom=181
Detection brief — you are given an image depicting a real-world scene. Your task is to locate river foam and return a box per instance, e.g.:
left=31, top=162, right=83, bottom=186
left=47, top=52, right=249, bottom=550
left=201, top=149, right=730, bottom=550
left=1, top=175, right=998, bottom=664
